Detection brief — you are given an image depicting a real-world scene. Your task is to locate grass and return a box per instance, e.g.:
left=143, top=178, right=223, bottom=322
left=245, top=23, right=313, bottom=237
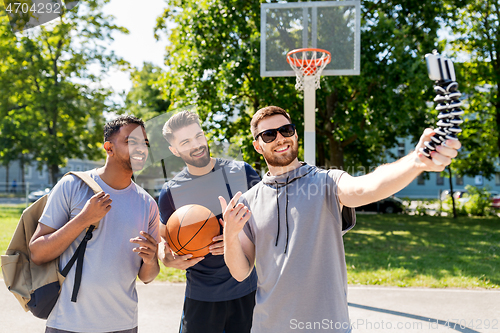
left=0, top=193, right=24, bottom=198
left=1, top=205, right=499, bottom=287
left=344, top=214, right=500, bottom=288
left=0, top=204, right=24, bottom=253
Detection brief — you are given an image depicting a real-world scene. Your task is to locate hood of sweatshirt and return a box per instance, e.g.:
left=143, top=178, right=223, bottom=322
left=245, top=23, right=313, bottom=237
left=260, top=163, right=314, bottom=253
left=262, top=162, right=314, bottom=186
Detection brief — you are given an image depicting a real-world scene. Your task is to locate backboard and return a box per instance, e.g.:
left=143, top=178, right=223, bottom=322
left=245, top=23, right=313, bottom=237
left=261, top=1, right=361, bottom=77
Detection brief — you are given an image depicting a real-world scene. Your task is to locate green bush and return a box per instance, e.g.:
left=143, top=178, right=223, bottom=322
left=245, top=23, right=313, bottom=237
left=464, top=185, right=495, bottom=217
left=443, top=186, right=495, bottom=217
left=443, top=196, right=468, bottom=217
left=414, top=201, right=428, bottom=216
left=436, top=198, right=443, bottom=216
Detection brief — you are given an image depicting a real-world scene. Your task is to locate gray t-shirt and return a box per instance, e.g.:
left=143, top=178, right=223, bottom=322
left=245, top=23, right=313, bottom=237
left=39, top=170, right=160, bottom=333
left=242, top=163, right=356, bottom=333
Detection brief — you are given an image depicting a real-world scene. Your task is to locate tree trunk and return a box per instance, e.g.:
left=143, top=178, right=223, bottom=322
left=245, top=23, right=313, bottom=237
left=321, top=89, right=345, bottom=169
left=317, top=140, right=326, bottom=168
left=496, top=104, right=500, bottom=160
left=330, top=139, right=345, bottom=170
left=5, top=163, right=9, bottom=192
left=50, top=164, right=59, bottom=186
left=448, top=167, right=457, bottom=219
left=21, top=162, right=25, bottom=193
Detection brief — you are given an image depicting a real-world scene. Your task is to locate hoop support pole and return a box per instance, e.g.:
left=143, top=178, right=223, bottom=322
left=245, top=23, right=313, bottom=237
left=304, top=76, right=316, bottom=166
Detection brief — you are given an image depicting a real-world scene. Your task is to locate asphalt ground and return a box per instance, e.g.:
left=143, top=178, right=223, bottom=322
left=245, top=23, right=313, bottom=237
left=1, top=282, right=498, bottom=333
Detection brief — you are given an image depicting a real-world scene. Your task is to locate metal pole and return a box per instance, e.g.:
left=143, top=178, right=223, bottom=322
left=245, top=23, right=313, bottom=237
left=25, top=182, right=29, bottom=208
left=303, top=76, right=316, bottom=166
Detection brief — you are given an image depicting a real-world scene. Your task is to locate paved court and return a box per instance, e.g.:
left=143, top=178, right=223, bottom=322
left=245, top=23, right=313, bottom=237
left=0, top=281, right=498, bottom=333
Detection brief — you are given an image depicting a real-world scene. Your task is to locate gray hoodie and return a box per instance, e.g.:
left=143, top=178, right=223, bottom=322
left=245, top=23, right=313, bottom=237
left=242, top=163, right=355, bottom=333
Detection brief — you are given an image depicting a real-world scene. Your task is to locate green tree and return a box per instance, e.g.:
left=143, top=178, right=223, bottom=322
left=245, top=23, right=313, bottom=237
left=317, top=0, right=445, bottom=169
left=443, top=1, right=500, bottom=179
left=124, top=62, right=170, bottom=121
left=155, top=0, right=299, bottom=171
left=154, top=0, right=445, bottom=172
left=0, top=0, right=127, bottom=185
left=0, top=11, right=39, bottom=189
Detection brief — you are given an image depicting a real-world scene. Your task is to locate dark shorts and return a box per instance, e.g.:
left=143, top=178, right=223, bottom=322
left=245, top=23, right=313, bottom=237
left=180, top=290, right=256, bottom=333
left=45, top=327, right=138, bottom=333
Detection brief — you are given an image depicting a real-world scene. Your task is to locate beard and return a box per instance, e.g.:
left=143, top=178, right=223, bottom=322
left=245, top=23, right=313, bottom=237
left=178, top=144, right=212, bottom=168
left=262, top=140, right=299, bottom=167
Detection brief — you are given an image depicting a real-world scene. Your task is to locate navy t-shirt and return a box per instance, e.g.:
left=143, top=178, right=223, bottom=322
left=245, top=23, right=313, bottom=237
left=158, top=158, right=260, bottom=302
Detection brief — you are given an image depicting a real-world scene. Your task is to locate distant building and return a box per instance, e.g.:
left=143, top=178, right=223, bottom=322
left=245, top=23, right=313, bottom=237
left=0, top=158, right=103, bottom=193
left=387, top=137, right=500, bottom=199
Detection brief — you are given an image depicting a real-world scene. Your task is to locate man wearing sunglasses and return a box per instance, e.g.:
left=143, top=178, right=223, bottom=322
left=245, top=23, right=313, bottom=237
left=220, top=105, right=461, bottom=333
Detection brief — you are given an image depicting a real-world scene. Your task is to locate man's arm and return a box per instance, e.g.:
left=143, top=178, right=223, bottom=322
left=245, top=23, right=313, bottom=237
left=29, top=191, right=112, bottom=265
left=219, top=192, right=255, bottom=282
left=226, top=231, right=255, bottom=282
left=338, top=129, right=461, bottom=207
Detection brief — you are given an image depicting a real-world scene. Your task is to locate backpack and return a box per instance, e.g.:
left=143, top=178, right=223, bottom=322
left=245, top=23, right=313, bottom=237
left=1, top=171, right=102, bottom=319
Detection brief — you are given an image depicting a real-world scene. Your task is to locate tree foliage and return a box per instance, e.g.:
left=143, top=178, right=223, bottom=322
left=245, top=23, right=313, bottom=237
left=124, top=62, right=170, bottom=121
left=316, top=0, right=445, bottom=169
left=154, top=0, right=448, bottom=173
left=443, top=0, right=500, bottom=179
left=0, top=0, right=127, bottom=184
left=155, top=0, right=299, bottom=171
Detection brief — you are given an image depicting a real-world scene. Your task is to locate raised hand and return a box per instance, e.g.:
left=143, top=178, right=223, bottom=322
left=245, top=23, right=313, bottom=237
left=415, top=128, right=461, bottom=171
left=218, top=192, right=251, bottom=241
left=80, top=191, right=112, bottom=227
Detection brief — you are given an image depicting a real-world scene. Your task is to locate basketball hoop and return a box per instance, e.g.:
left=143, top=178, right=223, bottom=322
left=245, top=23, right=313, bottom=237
left=286, top=48, right=331, bottom=91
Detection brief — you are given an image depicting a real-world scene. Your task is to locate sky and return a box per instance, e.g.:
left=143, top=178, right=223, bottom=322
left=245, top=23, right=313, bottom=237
left=100, top=0, right=169, bottom=100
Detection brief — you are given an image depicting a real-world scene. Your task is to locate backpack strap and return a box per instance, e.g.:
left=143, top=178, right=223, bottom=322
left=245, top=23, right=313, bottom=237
left=65, top=171, right=102, bottom=194
left=59, top=171, right=103, bottom=303
left=60, top=225, right=95, bottom=302
left=64, top=171, right=102, bottom=230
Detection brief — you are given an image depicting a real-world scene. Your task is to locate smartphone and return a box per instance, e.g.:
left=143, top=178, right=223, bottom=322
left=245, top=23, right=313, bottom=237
left=425, top=53, right=456, bottom=82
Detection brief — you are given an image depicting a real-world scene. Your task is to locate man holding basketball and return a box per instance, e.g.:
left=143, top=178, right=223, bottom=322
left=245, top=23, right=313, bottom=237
left=221, top=106, right=461, bottom=333
left=157, top=111, right=260, bottom=333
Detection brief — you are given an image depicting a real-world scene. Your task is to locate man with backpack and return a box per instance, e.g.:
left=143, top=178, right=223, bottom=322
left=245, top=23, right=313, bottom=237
left=29, top=115, right=160, bottom=333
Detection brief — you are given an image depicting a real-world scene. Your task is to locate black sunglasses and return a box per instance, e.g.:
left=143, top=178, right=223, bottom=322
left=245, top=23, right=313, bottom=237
left=255, top=124, right=296, bottom=143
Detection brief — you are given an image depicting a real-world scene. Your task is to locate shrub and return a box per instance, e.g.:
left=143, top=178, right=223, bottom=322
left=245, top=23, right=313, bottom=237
left=442, top=186, right=495, bottom=217
left=463, top=185, right=495, bottom=217
left=414, top=201, right=428, bottom=216
left=443, top=196, right=468, bottom=217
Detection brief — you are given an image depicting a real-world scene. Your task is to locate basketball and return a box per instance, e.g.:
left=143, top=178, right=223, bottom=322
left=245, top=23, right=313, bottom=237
left=166, top=204, right=220, bottom=258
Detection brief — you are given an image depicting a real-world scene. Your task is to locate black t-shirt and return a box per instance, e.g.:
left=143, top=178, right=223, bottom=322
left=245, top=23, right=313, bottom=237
left=158, top=158, right=260, bottom=302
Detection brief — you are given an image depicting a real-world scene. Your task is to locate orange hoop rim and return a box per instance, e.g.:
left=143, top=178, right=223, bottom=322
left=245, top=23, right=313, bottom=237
left=286, top=48, right=332, bottom=68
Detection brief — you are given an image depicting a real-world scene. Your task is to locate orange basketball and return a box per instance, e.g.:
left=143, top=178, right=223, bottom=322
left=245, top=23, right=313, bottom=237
left=166, top=204, right=220, bottom=258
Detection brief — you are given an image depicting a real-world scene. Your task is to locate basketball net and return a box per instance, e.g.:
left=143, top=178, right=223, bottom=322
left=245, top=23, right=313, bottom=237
left=286, top=48, right=331, bottom=91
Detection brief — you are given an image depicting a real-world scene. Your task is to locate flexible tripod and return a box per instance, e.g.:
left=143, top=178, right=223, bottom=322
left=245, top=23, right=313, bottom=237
left=420, top=51, right=463, bottom=159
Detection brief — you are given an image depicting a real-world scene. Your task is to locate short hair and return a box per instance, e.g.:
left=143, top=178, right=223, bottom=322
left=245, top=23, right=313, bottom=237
left=104, top=115, right=145, bottom=142
left=162, top=110, right=201, bottom=144
left=250, top=106, right=292, bottom=138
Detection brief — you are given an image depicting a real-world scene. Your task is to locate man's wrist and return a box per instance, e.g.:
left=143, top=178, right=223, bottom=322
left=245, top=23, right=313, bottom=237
left=143, top=254, right=159, bottom=266
left=406, top=150, right=425, bottom=171
left=224, top=233, right=241, bottom=249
